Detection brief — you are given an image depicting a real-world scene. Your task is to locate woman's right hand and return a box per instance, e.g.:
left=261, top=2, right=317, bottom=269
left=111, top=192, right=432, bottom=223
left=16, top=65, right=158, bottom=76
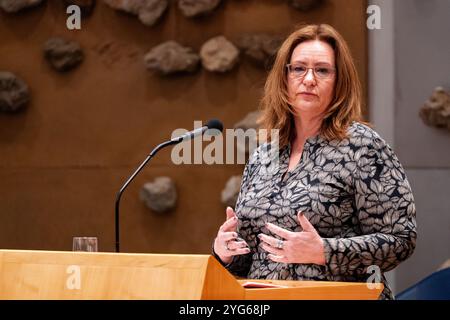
left=214, top=207, right=250, bottom=264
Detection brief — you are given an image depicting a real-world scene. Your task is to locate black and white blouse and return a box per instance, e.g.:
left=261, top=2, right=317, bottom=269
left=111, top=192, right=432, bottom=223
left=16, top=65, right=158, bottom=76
left=215, top=121, right=417, bottom=300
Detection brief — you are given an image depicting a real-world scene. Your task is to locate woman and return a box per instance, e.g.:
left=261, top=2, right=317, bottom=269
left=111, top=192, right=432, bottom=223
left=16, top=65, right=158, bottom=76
left=212, top=24, right=417, bottom=300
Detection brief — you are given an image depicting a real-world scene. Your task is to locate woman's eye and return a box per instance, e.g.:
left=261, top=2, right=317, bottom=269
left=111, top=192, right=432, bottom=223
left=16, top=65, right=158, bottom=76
left=316, top=68, right=330, bottom=75
left=293, top=66, right=306, bottom=73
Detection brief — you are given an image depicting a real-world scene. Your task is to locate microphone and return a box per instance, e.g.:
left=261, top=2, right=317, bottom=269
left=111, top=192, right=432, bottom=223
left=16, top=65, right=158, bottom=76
left=115, top=119, right=223, bottom=252
left=171, top=119, right=224, bottom=143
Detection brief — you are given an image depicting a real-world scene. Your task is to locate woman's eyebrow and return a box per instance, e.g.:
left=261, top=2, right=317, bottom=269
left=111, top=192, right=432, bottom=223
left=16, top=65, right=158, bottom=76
left=291, top=60, right=333, bottom=66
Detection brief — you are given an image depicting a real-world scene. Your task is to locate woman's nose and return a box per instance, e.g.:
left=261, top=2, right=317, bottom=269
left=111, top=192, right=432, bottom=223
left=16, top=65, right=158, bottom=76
left=302, top=69, right=316, bottom=85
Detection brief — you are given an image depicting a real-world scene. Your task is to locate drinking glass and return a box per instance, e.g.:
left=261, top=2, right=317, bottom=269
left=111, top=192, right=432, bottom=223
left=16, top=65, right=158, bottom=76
left=72, top=237, right=98, bottom=252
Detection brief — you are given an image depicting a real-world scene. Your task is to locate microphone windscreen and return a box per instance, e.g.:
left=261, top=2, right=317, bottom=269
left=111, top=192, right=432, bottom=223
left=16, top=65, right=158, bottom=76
left=206, top=119, right=223, bottom=132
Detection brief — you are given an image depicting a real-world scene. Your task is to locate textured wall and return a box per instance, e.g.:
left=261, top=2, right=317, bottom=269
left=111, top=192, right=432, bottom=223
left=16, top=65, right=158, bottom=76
left=0, top=0, right=368, bottom=254
left=392, top=0, right=450, bottom=293
left=368, top=0, right=450, bottom=294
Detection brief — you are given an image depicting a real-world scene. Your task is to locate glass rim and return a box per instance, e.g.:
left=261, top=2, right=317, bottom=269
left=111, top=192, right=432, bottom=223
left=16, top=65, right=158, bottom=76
left=73, top=236, right=98, bottom=240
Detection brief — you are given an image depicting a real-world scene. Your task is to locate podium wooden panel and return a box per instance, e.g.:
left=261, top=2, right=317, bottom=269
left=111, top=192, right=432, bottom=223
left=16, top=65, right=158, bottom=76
left=0, top=250, right=382, bottom=300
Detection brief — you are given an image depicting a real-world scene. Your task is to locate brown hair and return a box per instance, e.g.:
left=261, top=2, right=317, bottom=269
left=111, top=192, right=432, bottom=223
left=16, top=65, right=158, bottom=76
left=259, top=24, right=370, bottom=148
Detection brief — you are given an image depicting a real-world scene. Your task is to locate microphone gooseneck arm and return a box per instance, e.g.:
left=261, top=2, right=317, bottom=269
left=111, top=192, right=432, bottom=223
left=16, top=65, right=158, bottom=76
left=114, top=138, right=181, bottom=253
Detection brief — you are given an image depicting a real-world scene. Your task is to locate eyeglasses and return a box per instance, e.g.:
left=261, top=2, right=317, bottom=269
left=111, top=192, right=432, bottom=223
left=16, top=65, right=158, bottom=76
left=286, top=63, right=336, bottom=80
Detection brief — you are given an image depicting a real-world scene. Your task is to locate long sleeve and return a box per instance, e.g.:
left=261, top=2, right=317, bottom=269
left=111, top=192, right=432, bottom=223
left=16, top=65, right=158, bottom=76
left=322, top=136, right=417, bottom=276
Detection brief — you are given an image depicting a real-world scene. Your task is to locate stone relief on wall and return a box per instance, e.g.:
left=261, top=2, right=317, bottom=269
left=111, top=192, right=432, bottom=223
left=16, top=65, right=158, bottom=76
left=0, top=71, right=30, bottom=113
left=177, top=0, right=222, bottom=18
left=103, top=0, right=169, bottom=27
left=238, top=33, right=283, bottom=69
left=0, top=0, right=44, bottom=13
left=419, top=87, right=450, bottom=131
left=221, top=175, right=242, bottom=208
left=200, top=36, right=240, bottom=73
left=140, top=176, right=178, bottom=213
left=144, top=41, right=200, bottom=75
left=64, top=0, right=96, bottom=16
left=234, top=110, right=261, bottom=157
left=44, top=37, right=84, bottom=72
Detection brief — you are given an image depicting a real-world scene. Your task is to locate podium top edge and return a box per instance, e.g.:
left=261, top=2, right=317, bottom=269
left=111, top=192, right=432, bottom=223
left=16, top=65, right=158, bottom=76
left=0, top=249, right=211, bottom=258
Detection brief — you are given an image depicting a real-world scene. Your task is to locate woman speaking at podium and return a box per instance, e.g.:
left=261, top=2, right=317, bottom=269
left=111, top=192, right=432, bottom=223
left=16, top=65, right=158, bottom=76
left=212, top=24, right=417, bottom=300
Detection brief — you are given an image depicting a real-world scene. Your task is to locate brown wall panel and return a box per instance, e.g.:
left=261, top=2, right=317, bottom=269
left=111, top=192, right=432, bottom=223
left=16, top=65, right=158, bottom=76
left=0, top=165, right=243, bottom=253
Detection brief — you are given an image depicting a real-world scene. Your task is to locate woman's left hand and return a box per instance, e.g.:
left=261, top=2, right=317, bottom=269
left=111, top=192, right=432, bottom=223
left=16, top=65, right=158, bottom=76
left=258, top=211, right=326, bottom=265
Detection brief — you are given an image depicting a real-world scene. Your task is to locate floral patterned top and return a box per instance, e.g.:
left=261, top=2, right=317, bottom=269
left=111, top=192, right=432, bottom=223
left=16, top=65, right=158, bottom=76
left=214, top=121, right=417, bottom=300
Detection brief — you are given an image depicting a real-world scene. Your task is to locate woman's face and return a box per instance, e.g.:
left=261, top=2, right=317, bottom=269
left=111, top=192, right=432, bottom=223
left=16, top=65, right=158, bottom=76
left=287, top=40, right=336, bottom=119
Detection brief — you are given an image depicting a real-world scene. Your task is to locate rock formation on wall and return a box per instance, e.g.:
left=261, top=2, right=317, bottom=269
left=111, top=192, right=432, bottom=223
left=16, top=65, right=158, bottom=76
left=234, top=110, right=261, bottom=157
left=140, top=177, right=177, bottom=213
left=0, top=71, right=30, bottom=113
left=64, top=0, right=96, bottom=16
left=200, top=36, right=239, bottom=72
left=237, top=33, right=283, bottom=69
left=221, top=175, right=242, bottom=208
left=0, top=0, right=44, bottom=13
left=178, top=0, right=221, bottom=18
left=419, top=87, right=450, bottom=130
left=234, top=110, right=260, bottom=131
left=144, top=41, right=200, bottom=75
left=103, top=0, right=168, bottom=27
left=44, top=37, right=84, bottom=72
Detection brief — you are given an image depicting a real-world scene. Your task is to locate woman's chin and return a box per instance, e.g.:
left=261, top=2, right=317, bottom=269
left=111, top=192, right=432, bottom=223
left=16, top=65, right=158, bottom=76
left=294, top=102, right=321, bottom=113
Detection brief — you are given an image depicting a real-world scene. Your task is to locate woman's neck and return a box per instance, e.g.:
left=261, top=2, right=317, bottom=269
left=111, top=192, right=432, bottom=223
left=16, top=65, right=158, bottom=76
left=292, top=114, right=322, bottom=150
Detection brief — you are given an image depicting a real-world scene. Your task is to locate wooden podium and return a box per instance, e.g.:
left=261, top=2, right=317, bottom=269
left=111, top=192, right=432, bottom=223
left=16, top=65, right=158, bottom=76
left=0, top=250, right=382, bottom=300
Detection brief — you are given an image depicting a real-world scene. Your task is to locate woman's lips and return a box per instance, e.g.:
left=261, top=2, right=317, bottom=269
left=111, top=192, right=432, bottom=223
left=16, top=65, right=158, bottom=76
left=298, top=92, right=318, bottom=98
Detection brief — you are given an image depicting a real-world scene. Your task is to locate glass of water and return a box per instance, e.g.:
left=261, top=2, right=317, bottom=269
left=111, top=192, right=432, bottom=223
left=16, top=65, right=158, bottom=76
left=73, top=237, right=98, bottom=252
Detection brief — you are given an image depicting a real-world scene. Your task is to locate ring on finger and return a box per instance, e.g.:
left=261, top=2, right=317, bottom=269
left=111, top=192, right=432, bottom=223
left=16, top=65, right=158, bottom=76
left=276, top=240, right=284, bottom=249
